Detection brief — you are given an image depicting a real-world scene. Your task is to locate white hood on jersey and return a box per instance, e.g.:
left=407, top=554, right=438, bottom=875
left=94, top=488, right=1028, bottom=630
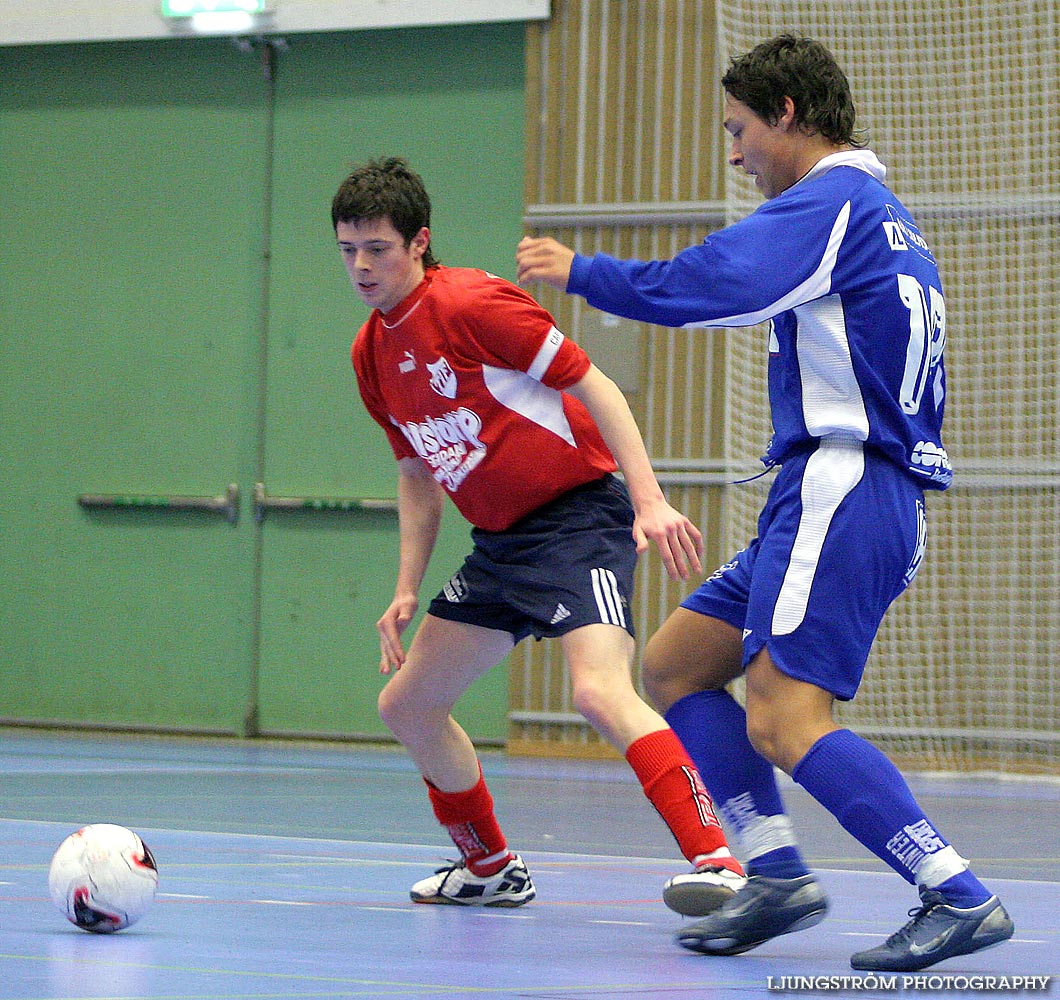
left=802, top=148, right=887, bottom=186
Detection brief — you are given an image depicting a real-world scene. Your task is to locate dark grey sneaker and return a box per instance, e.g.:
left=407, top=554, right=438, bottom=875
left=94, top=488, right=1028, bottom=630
left=675, top=874, right=827, bottom=955
left=850, top=887, right=1014, bottom=972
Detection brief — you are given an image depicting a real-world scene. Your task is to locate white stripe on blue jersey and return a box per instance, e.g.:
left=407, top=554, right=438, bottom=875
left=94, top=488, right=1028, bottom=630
left=772, top=438, right=865, bottom=635
left=567, top=149, right=951, bottom=489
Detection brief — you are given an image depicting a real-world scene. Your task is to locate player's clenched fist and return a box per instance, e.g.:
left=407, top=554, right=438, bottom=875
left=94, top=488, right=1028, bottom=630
left=516, top=236, right=576, bottom=291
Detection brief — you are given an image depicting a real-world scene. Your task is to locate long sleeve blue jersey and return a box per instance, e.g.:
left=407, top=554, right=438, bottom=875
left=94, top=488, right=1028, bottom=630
left=567, top=150, right=951, bottom=489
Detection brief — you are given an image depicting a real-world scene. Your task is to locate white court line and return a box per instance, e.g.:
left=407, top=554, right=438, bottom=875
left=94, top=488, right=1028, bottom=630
left=471, top=911, right=535, bottom=920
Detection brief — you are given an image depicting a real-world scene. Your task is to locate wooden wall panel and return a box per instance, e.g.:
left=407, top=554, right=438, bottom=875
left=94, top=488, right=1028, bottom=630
left=515, top=0, right=725, bottom=755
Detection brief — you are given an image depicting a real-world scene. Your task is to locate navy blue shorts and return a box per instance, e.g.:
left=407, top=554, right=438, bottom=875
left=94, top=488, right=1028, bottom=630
left=682, top=439, right=926, bottom=700
left=428, top=475, right=637, bottom=643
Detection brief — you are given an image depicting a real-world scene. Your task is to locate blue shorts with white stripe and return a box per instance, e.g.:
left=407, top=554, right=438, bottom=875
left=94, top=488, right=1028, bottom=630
left=682, top=439, right=926, bottom=701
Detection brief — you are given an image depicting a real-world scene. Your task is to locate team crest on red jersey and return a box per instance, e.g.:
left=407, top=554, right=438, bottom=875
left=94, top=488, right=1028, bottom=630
left=427, top=357, right=457, bottom=399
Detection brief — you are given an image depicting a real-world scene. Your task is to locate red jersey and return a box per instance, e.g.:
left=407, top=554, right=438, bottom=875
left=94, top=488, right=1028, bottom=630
left=352, top=266, right=616, bottom=531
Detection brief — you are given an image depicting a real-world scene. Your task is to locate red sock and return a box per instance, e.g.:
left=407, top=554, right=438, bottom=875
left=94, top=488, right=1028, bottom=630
left=425, top=766, right=513, bottom=876
left=626, top=728, right=743, bottom=875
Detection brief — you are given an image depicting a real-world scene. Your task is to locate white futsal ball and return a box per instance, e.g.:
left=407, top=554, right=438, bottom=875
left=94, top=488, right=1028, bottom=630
left=48, top=824, right=159, bottom=932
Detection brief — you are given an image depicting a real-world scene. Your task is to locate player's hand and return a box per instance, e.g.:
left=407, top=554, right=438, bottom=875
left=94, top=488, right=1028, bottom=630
left=631, top=499, right=704, bottom=581
left=516, top=236, right=576, bottom=291
left=376, top=595, right=418, bottom=674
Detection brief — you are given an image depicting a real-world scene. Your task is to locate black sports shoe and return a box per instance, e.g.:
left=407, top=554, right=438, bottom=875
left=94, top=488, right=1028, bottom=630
left=850, top=887, right=1014, bottom=972
left=676, top=874, right=827, bottom=955
left=409, top=855, right=536, bottom=907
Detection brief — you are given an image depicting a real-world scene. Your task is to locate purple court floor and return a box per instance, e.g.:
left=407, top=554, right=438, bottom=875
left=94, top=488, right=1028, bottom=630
left=1, top=729, right=1056, bottom=999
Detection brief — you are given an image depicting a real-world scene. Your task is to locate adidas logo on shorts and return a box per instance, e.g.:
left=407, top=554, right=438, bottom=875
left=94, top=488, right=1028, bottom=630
left=443, top=572, right=468, bottom=603
left=550, top=603, right=572, bottom=624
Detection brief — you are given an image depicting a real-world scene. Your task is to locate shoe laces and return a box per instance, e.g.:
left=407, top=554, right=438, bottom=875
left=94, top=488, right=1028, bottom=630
left=887, top=888, right=948, bottom=946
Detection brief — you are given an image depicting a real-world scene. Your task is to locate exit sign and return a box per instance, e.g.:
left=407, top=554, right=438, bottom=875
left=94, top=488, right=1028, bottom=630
left=162, top=0, right=266, bottom=15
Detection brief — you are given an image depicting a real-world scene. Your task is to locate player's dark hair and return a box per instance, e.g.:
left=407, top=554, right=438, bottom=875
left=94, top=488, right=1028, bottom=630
left=331, top=157, right=439, bottom=268
left=722, top=34, right=866, bottom=148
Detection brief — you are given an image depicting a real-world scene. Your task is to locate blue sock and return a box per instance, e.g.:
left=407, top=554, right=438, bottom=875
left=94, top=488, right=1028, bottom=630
left=792, top=729, right=990, bottom=906
left=666, top=690, right=809, bottom=879
left=933, top=871, right=997, bottom=909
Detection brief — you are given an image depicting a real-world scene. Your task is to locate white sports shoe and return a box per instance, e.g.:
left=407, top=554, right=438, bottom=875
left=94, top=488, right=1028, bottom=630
left=663, top=864, right=748, bottom=917
left=410, top=855, right=536, bottom=907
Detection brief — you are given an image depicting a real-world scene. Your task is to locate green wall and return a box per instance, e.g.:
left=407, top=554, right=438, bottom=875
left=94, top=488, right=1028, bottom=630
left=0, top=24, right=526, bottom=742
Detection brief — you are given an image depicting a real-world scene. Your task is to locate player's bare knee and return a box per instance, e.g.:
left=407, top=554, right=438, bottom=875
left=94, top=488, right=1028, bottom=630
left=746, top=715, right=809, bottom=774
left=377, top=683, right=418, bottom=738
left=569, top=683, right=603, bottom=726
left=639, top=642, right=663, bottom=697
left=641, top=634, right=688, bottom=710
left=745, top=714, right=786, bottom=768
left=378, top=681, right=456, bottom=745
left=569, top=678, right=619, bottom=731
left=642, top=677, right=683, bottom=715
left=376, top=685, right=399, bottom=733
left=641, top=647, right=716, bottom=714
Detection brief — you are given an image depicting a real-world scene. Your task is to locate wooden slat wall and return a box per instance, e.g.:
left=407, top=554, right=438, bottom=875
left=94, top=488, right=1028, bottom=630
left=513, top=0, right=727, bottom=756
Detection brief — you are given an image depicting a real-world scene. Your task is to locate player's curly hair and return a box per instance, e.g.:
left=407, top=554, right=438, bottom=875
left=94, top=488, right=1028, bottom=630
left=722, top=34, right=867, bottom=148
left=331, top=157, right=439, bottom=268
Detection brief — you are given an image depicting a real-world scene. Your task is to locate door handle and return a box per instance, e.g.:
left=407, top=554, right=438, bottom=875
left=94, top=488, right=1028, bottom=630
left=253, top=483, right=398, bottom=522
left=77, top=483, right=241, bottom=523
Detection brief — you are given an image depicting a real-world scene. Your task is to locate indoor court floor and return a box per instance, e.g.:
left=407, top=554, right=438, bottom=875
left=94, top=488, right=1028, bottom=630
left=0, top=728, right=1056, bottom=999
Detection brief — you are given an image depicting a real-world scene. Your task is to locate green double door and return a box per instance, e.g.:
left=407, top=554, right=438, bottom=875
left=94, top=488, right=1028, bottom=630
left=0, top=27, right=524, bottom=741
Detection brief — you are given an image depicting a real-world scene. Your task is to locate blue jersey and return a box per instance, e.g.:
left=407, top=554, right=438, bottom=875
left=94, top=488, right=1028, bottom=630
left=567, top=150, right=951, bottom=489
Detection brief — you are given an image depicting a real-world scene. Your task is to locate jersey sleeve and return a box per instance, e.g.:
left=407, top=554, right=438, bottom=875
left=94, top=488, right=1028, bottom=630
left=567, top=184, right=854, bottom=329
left=459, top=275, right=591, bottom=389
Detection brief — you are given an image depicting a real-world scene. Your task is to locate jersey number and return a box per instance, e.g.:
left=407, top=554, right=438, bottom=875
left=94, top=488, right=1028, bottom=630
left=897, top=273, right=945, bottom=415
